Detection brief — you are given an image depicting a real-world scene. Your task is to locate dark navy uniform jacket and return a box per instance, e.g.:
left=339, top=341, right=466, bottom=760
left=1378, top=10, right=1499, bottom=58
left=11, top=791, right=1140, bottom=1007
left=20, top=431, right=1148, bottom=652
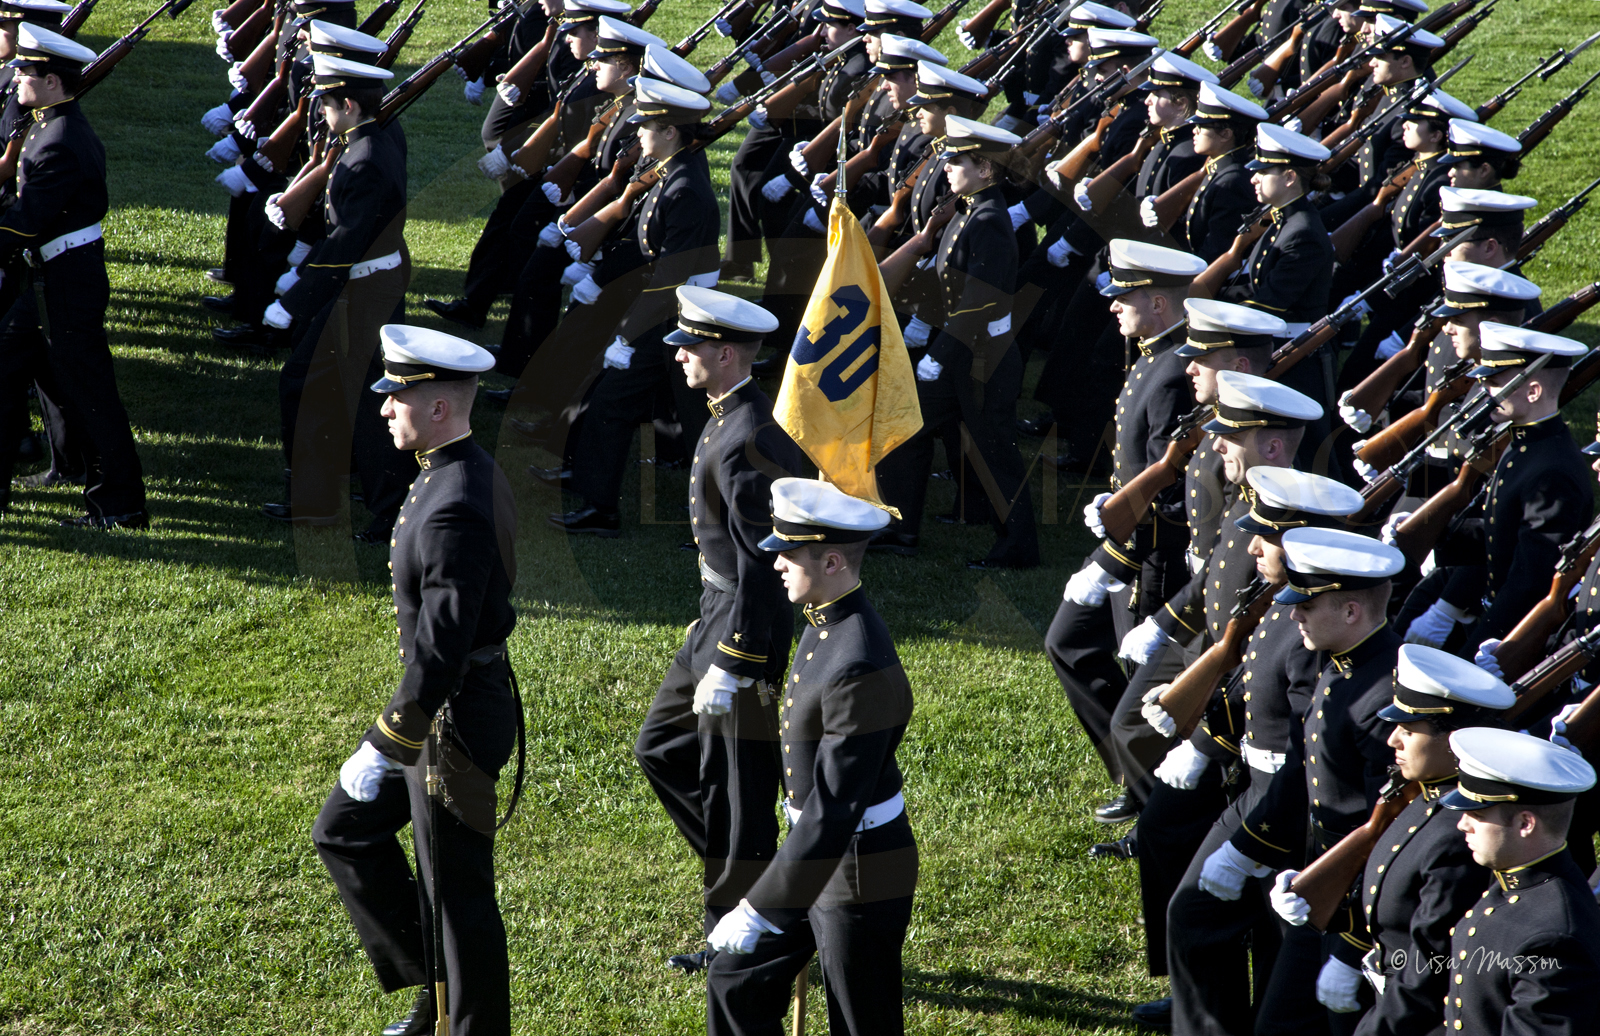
left=1184, top=425, right=1234, bottom=569
left=1388, top=151, right=1449, bottom=248
left=1183, top=148, right=1257, bottom=262
left=1444, top=846, right=1600, bottom=1036
left=367, top=435, right=518, bottom=767
left=1193, top=603, right=1319, bottom=769
left=687, top=378, right=804, bottom=683
left=0, top=99, right=106, bottom=261
left=1154, top=491, right=1257, bottom=647
left=1243, top=195, right=1334, bottom=325
left=281, top=117, right=406, bottom=322
left=744, top=585, right=916, bottom=929
left=927, top=184, right=1017, bottom=381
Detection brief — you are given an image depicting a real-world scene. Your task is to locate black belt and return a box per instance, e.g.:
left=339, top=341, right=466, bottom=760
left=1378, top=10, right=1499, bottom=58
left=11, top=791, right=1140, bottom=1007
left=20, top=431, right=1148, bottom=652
left=467, top=642, right=507, bottom=668
left=699, top=555, right=736, bottom=594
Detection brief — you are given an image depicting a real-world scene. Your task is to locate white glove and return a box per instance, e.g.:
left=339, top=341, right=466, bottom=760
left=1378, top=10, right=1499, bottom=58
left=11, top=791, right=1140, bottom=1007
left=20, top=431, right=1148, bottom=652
left=748, top=106, right=770, bottom=130
left=1155, top=738, right=1208, bottom=789
left=1270, top=870, right=1311, bottom=926
left=902, top=316, right=932, bottom=347
left=713, top=15, right=735, bottom=35
left=478, top=145, right=511, bottom=180
left=564, top=237, right=585, bottom=262
left=693, top=663, right=745, bottom=715
left=1023, top=91, right=1040, bottom=105
left=233, top=107, right=256, bottom=136
left=1119, top=615, right=1175, bottom=665
left=789, top=140, right=810, bottom=177
left=1073, top=176, right=1094, bottom=212
left=714, top=81, right=740, bottom=104
left=1419, top=550, right=1438, bottom=578
left=262, top=300, right=293, bottom=329
left=1047, top=237, right=1076, bottom=268
left=1064, top=562, right=1123, bottom=607
left=809, top=172, right=829, bottom=209
left=1381, top=247, right=1403, bottom=274
left=1139, top=195, right=1159, bottom=228
left=216, top=164, right=257, bottom=196
left=1037, top=110, right=1052, bottom=126
left=215, top=33, right=234, bottom=61
left=1375, top=330, right=1405, bottom=360
left=957, top=26, right=979, bottom=49
left=560, top=260, right=594, bottom=287
left=1404, top=600, right=1467, bottom=648
left=1317, top=957, right=1365, bottom=1013
left=802, top=207, right=825, bottom=234
left=1336, top=292, right=1372, bottom=321
left=1352, top=446, right=1378, bottom=485
left=201, top=102, right=234, bottom=136
left=496, top=79, right=521, bottom=106
left=1283, top=116, right=1303, bottom=134
left=264, top=192, right=287, bottom=230
left=1338, top=391, right=1373, bottom=434
left=1550, top=702, right=1583, bottom=753
left=541, top=181, right=566, bottom=205
left=1474, top=638, right=1504, bottom=680
left=338, top=741, right=404, bottom=802
left=1141, top=685, right=1176, bottom=738
left=1379, top=510, right=1412, bottom=546
left=288, top=239, right=312, bottom=265
left=275, top=267, right=300, bottom=296
left=761, top=174, right=795, bottom=203
left=707, top=899, right=783, bottom=954
left=915, top=354, right=943, bottom=382
left=205, top=135, right=242, bottom=164
left=464, top=77, right=486, bottom=105
left=538, top=221, right=563, bottom=248
left=760, top=70, right=777, bottom=87
left=1247, top=72, right=1267, bottom=98
left=1083, top=491, right=1112, bottom=539
left=211, top=8, right=230, bottom=33
left=228, top=62, right=249, bottom=92
left=1199, top=841, right=1271, bottom=901
left=1201, top=38, right=1224, bottom=61
left=1006, top=201, right=1029, bottom=230
left=571, top=273, right=602, bottom=305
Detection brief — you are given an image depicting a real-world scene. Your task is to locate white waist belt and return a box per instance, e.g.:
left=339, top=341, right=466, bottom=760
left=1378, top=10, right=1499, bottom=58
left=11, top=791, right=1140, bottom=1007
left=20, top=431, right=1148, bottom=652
left=1242, top=743, right=1287, bottom=774
left=40, top=222, right=102, bottom=261
left=350, top=250, right=403, bottom=279
left=987, top=314, right=1012, bottom=337
left=685, top=270, right=720, bottom=288
left=784, top=790, right=904, bottom=831
left=1284, top=322, right=1312, bottom=337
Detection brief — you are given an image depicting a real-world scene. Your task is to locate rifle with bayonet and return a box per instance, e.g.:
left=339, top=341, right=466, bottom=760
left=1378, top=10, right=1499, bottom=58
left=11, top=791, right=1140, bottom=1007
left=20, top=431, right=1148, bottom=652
left=1475, top=33, right=1599, bottom=121
left=212, top=0, right=262, bottom=34
left=1217, top=16, right=1300, bottom=90
left=763, top=34, right=866, bottom=121
left=494, top=19, right=560, bottom=101
left=1097, top=402, right=1209, bottom=545
left=1427, top=0, right=1498, bottom=64
left=1265, top=15, right=1417, bottom=122
left=383, top=5, right=516, bottom=124
left=1172, top=0, right=1254, bottom=58
left=1015, top=48, right=1160, bottom=179
left=668, top=0, right=748, bottom=57
left=215, top=0, right=270, bottom=57
left=958, top=0, right=1012, bottom=49
left=356, top=0, right=399, bottom=36
left=1517, top=173, right=1600, bottom=263
left=60, top=0, right=99, bottom=35
left=1207, top=0, right=1262, bottom=63
left=1518, top=67, right=1600, bottom=156
left=708, top=9, right=800, bottom=90
left=1501, top=626, right=1600, bottom=728
left=1158, top=576, right=1277, bottom=739
left=922, top=0, right=973, bottom=42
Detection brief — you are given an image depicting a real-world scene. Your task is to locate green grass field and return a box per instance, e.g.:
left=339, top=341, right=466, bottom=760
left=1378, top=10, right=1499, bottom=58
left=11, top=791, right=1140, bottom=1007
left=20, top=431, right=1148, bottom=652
left=0, top=0, right=1595, bottom=1030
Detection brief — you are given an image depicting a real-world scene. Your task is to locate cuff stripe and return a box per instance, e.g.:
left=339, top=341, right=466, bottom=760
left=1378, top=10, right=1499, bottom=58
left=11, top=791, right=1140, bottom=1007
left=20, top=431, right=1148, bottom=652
left=1242, top=824, right=1289, bottom=854
left=717, top=643, right=767, bottom=663
left=377, top=714, right=425, bottom=750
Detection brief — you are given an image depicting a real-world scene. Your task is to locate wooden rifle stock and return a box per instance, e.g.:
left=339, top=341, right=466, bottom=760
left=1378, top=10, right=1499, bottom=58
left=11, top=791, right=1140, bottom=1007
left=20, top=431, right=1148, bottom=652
left=385, top=9, right=515, bottom=123
left=569, top=171, right=656, bottom=260
left=376, top=0, right=426, bottom=69
left=214, top=0, right=264, bottom=33
left=1048, top=111, right=1114, bottom=186
left=234, top=70, right=288, bottom=139
left=277, top=142, right=344, bottom=231
left=1427, top=1, right=1492, bottom=64
left=357, top=0, right=401, bottom=36
left=219, top=0, right=271, bottom=55
left=712, top=19, right=801, bottom=90
left=1292, top=66, right=1362, bottom=136
left=1208, top=0, right=1262, bottom=63
left=0, top=124, right=24, bottom=184
left=454, top=29, right=503, bottom=82
left=1148, top=164, right=1206, bottom=232
left=560, top=150, right=637, bottom=231
left=542, top=100, right=618, bottom=192
left=1516, top=69, right=1600, bottom=154
left=921, top=0, right=970, bottom=42
left=1355, top=374, right=1470, bottom=470
left=746, top=29, right=824, bottom=82
left=1551, top=677, right=1600, bottom=750
left=1100, top=423, right=1205, bottom=546
left=1341, top=314, right=1444, bottom=416
left=1158, top=577, right=1276, bottom=740
left=1189, top=208, right=1271, bottom=299
left=1081, top=126, right=1157, bottom=213
left=801, top=83, right=877, bottom=177
left=1494, top=518, right=1600, bottom=683
left=877, top=197, right=955, bottom=294
left=1391, top=442, right=1501, bottom=566
left=498, top=19, right=558, bottom=94
left=1247, top=22, right=1305, bottom=96
left=1503, top=625, right=1600, bottom=725
left=235, top=25, right=278, bottom=95
left=628, top=0, right=666, bottom=29
left=1528, top=282, right=1600, bottom=335
left=762, top=67, right=825, bottom=122
left=1173, top=0, right=1246, bottom=57
left=866, top=152, right=933, bottom=247
left=1290, top=775, right=1421, bottom=931
left=1415, top=0, right=1477, bottom=32
left=1318, top=84, right=1380, bottom=161
left=1330, top=166, right=1416, bottom=264
left=1517, top=177, right=1600, bottom=261
left=958, top=0, right=1010, bottom=46
left=253, top=93, right=309, bottom=173
left=511, top=103, right=564, bottom=177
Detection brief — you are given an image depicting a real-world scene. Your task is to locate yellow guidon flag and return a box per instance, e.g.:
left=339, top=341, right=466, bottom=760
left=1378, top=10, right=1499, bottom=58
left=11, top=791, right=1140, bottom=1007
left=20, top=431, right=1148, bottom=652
left=774, top=196, right=922, bottom=516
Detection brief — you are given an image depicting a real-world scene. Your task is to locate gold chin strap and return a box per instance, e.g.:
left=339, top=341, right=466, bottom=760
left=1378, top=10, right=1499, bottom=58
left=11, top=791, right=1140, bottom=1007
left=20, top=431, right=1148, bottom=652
left=385, top=370, right=437, bottom=384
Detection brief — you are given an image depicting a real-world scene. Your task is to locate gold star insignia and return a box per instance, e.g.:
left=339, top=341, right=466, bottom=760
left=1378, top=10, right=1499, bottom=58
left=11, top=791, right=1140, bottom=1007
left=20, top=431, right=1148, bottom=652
left=731, top=632, right=744, bottom=643
left=390, top=711, right=403, bottom=726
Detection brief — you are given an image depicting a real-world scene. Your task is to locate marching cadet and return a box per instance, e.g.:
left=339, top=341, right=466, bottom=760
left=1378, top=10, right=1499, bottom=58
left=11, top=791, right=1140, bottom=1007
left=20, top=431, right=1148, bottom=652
left=543, top=76, right=721, bottom=537
left=315, top=325, right=514, bottom=1036
left=872, top=115, right=1040, bottom=569
left=706, top=476, right=917, bottom=1036
left=1325, top=15, right=1444, bottom=198
left=1110, top=370, right=1322, bottom=820
left=1440, top=119, right=1522, bottom=191
left=1046, top=240, right=1205, bottom=806
left=260, top=51, right=413, bottom=545
left=1268, top=645, right=1512, bottom=1036
left=0, top=24, right=147, bottom=527
left=473, top=0, right=561, bottom=152
left=1389, top=324, right=1592, bottom=652
left=631, top=287, right=803, bottom=972
left=1196, top=527, right=1403, bottom=1034
left=1431, top=185, right=1537, bottom=271
left=1157, top=465, right=1361, bottom=1034
left=1439, top=727, right=1600, bottom=1032
left=1145, top=80, right=1266, bottom=261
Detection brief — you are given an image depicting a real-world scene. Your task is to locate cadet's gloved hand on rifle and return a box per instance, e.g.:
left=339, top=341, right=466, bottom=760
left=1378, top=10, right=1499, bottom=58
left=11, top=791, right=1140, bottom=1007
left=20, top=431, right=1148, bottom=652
left=1316, top=958, right=1364, bottom=1013
left=215, top=32, right=235, bottom=61
left=538, top=221, right=564, bottom=248
left=201, top=102, right=234, bottom=137
left=1337, top=390, right=1372, bottom=434
left=788, top=140, right=810, bottom=177
left=1064, top=561, right=1123, bottom=608
left=206, top=136, right=242, bottom=164
left=708, top=899, right=783, bottom=954
left=1474, top=638, right=1504, bottom=680
left=464, top=77, right=485, bottom=105
left=564, top=236, right=586, bottom=262
left=211, top=8, right=231, bottom=34
left=602, top=335, right=633, bottom=369
left=1139, top=195, right=1159, bottom=228
left=1551, top=702, right=1583, bottom=754
left=1270, top=870, right=1311, bottom=925
left=541, top=182, right=568, bottom=205
left=1375, top=330, right=1405, bottom=360
left=1198, top=841, right=1271, bottom=901
left=339, top=741, right=403, bottom=802
left=288, top=239, right=312, bottom=265
left=1006, top=201, right=1029, bottom=230
left=228, top=62, right=249, bottom=93
left=264, top=192, right=287, bottom=230
left=1201, top=38, right=1224, bottom=61
left=713, top=81, right=740, bottom=105
left=1351, top=447, right=1379, bottom=484
left=802, top=207, right=824, bottom=234
left=1119, top=615, right=1174, bottom=664
left=693, top=664, right=750, bottom=716
left=560, top=260, right=594, bottom=287
left=1379, top=510, right=1410, bottom=546
left=495, top=78, right=520, bottom=106
left=748, top=105, right=770, bottom=130
left=1047, top=236, right=1076, bottom=268
left=1154, top=738, right=1208, bottom=789
left=1083, top=491, right=1112, bottom=539
left=1073, top=177, right=1094, bottom=213
left=957, top=26, right=979, bottom=49
left=901, top=316, right=931, bottom=347
left=1381, top=247, right=1403, bottom=275
left=262, top=300, right=292, bottom=329
left=570, top=273, right=602, bottom=305
left=275, top=267, right=299, bottom=296
left=1141, top=685, right=1176, bottom=738
left=477, top=145, right=511, bottom=180
left=761, top=174, right=795, bottom=203
left=1246, top=71, right=1267, bottom=98
left=216, top=164, right=257, bottom=197
left=1404, top=600, right=1467, bottom=648
left=809, top=172, right=830, bottom=210
left=1336, top=291, right=1371, bottom=322
left=915, top=354, right=942, bottom=382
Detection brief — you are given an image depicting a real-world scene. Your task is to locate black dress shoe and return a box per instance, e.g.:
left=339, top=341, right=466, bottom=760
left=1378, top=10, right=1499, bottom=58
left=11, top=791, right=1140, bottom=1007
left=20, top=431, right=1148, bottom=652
left=720, top=260, right=755, bottom=281
left=1016, top=414, right=1056, bottom=437
left=967, top=556, right=1039, bottom=571
left=205, top=267, right=230, bottom=285
left=260, top=502, right=340, bottom=525
left=381, top=988, right=433, bottom=1036
left=424, top=297, right=485, bottom=330
left=61, top=510, right=149, bottom=530
left=212, top=323, right=287, bottom=352
left=528, top=464, right=574, bottom=489
left=201, top=294, right=234, bottom=315
left=1132, top=997, right=1172, bottom=1030
left=548, top=506, right=620, bottom=537
left=1088, top=833, right=1138, bottom=860
left=867, top=530, right=919, bottom=556
left=354, top=525, right=393, bottom=545
left=14, top=468, right=84, bottom=488
left=1094, top=791, right=1140, bottom=824
left=667, top=948, right=717, bottom=974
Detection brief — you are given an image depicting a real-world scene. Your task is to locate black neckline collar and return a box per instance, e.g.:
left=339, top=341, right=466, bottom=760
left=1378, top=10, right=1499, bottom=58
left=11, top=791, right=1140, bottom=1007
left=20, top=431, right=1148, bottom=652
left=803, top=583, right=866, bottom=628
left=415, top=432, right=474, bottom=471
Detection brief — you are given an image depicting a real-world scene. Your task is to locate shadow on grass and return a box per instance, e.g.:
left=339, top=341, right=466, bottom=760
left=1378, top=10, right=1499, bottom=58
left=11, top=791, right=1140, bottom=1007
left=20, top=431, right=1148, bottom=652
left=905, top=967, right=1140, bottom=1028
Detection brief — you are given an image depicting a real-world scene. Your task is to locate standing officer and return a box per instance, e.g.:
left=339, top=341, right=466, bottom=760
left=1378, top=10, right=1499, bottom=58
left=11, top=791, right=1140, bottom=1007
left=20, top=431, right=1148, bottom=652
left=314, top=325, right=515, bottom=1036
left=0, top=24, right=146, bottom=527
left=1440, top=727, right=1600, bottom=1032
left=706, top=476, right=916, bottom=1036
left=632, top=287, right=803, bottom=971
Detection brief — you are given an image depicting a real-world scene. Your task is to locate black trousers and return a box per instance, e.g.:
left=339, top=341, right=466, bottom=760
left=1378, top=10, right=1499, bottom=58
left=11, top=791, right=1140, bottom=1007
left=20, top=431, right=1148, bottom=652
left=497, top=240, right=566, bottom=381
left=705, top=816, right=918, bottom=1036
left=1034, top=272, right=1120, bottom=463
left=1107, top=638, right=1194, bottom=807
left=459, top=178, right=541, bottom=323
left=0, top=279, right=85, bottom=504
left=479, top=88, right=545, bottom=151
left=230, top=180, right=289, bottom=327
left=723, top=120, right=790, bottom=268
left=755, top=223, right=825, bottom=366
left=875, top=345, right=1039, bottom=566
left=278, top=266, right=412, bottom=529
left=1136, top=761, right=1230, bottom=977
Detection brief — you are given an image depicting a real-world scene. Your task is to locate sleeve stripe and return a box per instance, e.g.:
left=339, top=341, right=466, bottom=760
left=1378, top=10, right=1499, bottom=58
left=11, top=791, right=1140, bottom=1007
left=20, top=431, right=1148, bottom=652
left=717, top=643, right=767, bottom=663
left=377, top=714, right=425, bottom=750
left=1165, top=601, right=1202, bottom=635
left=1241, top=824, right=1289, bottom=854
